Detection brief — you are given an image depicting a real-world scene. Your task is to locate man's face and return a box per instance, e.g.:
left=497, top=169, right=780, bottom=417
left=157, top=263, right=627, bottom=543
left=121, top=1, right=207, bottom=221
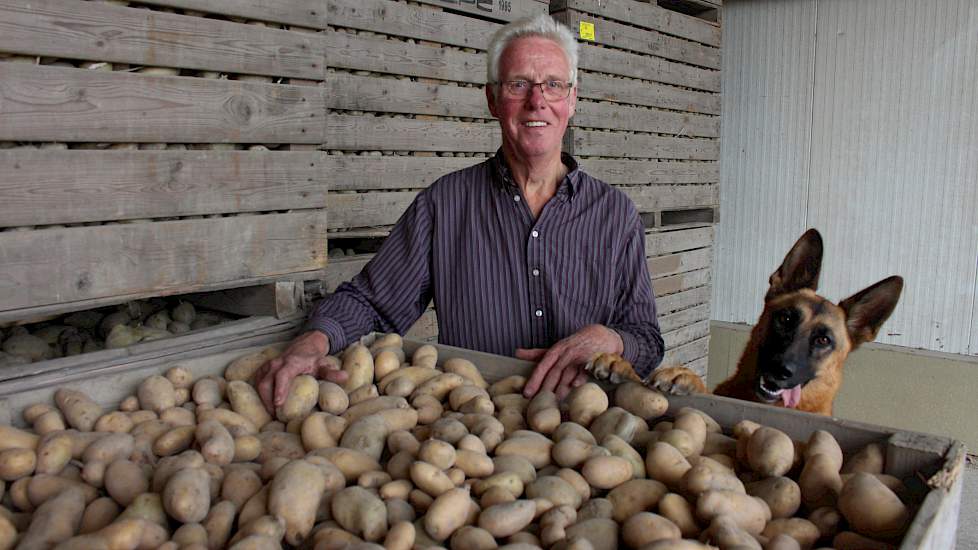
left=487, top=36, right=577, bottom=165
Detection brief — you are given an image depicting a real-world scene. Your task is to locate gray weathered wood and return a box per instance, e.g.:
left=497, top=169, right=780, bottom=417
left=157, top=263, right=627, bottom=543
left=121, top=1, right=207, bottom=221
left=326, top=31, right=486, bottom=84
left=652, top=267, right=711, bottom=296
left=646, top=226, right=715, bottom=256
left=0, top=213, right=328, bottom=316
left=554, top=9, right=720, bottom=70
left=186, top=281, right=303, bottom=319
left=324, top=114, right=500, bottom=152
left=550, top=0, right=720, bottom=47
left=411, top=0, right=546, bottom=23
left=406, top=307, right=439, bottom=341
left=579, top=71, right=720, bottom=114
left=320, top=256, right=372, bottom=292
left=0, top=63, right=326, bottom=143
left=327, top=0, right=498, bottom=50
left=132, top=0, right=330, bottom=29
left=579, top=159, right=718, bottom=185
left=328, top=190, right=418, bottom=228
left=663, top=319, right=710, bottom=349
left=663, top=334, right=709, bottom=365
left=659, top=302, right=710, bottom=333
left=325, top=155, right=483, bottom=191
left=656, top=285, right=711, bottom=315
left=566, top=129, right=720, bottom=160
left=648, top=247, right=712, bottom=279
left=621, top=184, right=719, bottom=211
left=327, top=73, right=490, bottom=118
left=574, top=100, right=718, bottom=137
left=0, top=0, right=326, bottom=79
left=579, top=44, right=720, bottom=93
left=0, top=150, right=328, bottom=227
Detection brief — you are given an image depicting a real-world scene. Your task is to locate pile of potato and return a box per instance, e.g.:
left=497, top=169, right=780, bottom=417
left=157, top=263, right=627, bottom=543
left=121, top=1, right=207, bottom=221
left=0, top=300, right=234, bottom=367
left=0, top=333, right=918, bottom=549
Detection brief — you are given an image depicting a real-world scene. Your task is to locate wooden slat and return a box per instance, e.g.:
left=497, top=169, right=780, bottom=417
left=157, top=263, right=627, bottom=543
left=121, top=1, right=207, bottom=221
left=0, top=0, right=326, bottom=79
left=324, top=155, right=483, bottom=191
left=574, top=101, right=718, bottom=137
left=0, top=64, right=326, bottom=143
left=411, top=0, right=546, bottom=23
left=663, top=319, right=710, bottom=349
left=0, top=150, right=328, bottom=227
left=655, top=285, right=711, bottom=314
left=0, top=213, right=328, bottom=317
left=186, top=282, right=303, bottom=319
left=324, top=114, right=500, bottom=152
left=554, top=9, right=720, bottom=70
left=132, top=0, right=330, bottom=29
left=647, top=247, right=712, bottom=278
left=683, top=355, right=709, bottom=376
left=662, top=334, right=709, bottom=366
left=567, top=129, right=719, bottom=160
left=579, top=44, right=720, bottom=93
left=658, top=302, right=710, bottom=333
left=321, top=256, right=372, bottom=292
left=621, top=184, right=719, bottom=212
left=579, top=71, right=720, bottom=114
left=579, top=159, right=718, bottom=185
left=327, top=73, right=490, bottom=118
left=327, top=0, right=498, bottom=50
left=406, top=307, right=439, bottom=341
left=646, top=226, right=715, bottom=255
left=328, top=191, right=417, bottom=229
left=326, top=31, right=486, bottom=84
left=652, top=267, right=711, bottom=296
left=550, top=0, right=721, bottom=47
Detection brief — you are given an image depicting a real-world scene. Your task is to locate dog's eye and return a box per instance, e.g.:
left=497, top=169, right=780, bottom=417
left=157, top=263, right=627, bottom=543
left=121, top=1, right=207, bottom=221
left=775, top=310, right=795, bottom=326
left=813, top=335, right=832, bottom=347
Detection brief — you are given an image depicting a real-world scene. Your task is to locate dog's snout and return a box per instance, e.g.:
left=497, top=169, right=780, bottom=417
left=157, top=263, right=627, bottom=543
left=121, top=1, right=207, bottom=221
left=770, top=365, right=793, bottom=381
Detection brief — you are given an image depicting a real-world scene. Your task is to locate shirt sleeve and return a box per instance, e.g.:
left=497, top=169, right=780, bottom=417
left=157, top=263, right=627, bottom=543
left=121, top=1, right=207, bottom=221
left=306, top=189, right=435, bottom=355
left=608, top=211, right=665, bottom=378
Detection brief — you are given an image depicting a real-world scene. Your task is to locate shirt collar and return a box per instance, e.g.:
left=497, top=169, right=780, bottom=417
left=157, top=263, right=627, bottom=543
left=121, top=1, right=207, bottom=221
left=489, top=149, right=582, bottom=199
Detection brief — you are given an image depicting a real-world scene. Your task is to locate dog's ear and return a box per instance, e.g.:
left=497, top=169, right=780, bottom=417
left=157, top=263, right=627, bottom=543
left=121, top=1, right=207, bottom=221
left=839, top=276, right=904, bottom=348
left=765, top=229, right=823, bottom=301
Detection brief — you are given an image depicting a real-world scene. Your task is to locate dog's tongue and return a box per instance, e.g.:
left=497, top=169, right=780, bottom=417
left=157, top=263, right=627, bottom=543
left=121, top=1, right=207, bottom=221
left=781, top=385, right=802, bottom=408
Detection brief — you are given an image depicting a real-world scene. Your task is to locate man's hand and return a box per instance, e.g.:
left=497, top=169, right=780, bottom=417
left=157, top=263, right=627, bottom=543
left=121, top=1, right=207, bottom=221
left=255, top=331, right=348, bottom=412
left=518, top=324, right=624, bottom=399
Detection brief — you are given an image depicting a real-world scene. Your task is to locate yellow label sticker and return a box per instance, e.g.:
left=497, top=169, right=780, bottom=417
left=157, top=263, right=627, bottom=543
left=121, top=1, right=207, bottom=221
left=579, top=21, right=595, bottom=41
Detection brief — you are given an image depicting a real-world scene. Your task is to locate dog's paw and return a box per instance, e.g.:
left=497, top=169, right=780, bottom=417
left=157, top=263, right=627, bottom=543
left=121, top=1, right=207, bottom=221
left=584, top=353, right=643, bottom=384
left=650, top=366, right=708, bottom=395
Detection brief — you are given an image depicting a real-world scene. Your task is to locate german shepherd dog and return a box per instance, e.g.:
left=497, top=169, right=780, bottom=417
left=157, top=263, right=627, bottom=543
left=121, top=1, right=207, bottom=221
left=586, top=229, right=903, bottom=416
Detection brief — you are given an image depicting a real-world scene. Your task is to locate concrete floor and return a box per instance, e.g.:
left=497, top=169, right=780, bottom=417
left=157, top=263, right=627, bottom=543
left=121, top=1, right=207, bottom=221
left=956, top=462, right=978, bottom=548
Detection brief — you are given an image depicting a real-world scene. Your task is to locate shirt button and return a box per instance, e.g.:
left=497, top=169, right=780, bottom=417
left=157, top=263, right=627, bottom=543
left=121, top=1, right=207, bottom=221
left=531, top=230, right=539, bottom=238
left=514, top=195, right=521, bottom=202
left=534, top=309, right=543, bottom=317
left=532, top=268, right=540, bottom=277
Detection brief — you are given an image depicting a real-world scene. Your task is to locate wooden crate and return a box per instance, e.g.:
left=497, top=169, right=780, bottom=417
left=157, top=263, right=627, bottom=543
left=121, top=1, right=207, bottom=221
left=0, top=335, right=962, bottom=549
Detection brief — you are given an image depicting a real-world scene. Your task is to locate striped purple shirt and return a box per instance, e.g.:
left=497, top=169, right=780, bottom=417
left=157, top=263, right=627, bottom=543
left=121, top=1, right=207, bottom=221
left=308, top=152, right=664, bottom=377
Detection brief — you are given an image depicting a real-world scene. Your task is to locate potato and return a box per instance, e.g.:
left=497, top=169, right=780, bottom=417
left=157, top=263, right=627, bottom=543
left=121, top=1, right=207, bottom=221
left=581, top=455, right=632, bottom=490
left=746, top=476, right=801, bottom=519
left=312, top=447, right=382, bottom=482
left=342, top=343, right=376, bottom=393
left=494, top=435, right=553, bottom=469
left=78, top=496, right=122, bottom=534
left=680, top=464, right=745, bottom=499
left=606, top=478, right=668, bottom=523
left=225, top=346, right=281, bottom=383
left=54, top=389, right=102, bottom=432
left=340, top=415, right=390, bottom=460
left=276, top=374, right=319, bottom=423
left=16, top=486, right=87, bottom=549
left=450, top=525, right=497, bottom=550
left=227, top=381, right=273, bottom=430
left=700, top=515, right=762, bottom=550
left=163, top=467, right=211, bottom=523
left=842, top=442, right=885, bottom=475
left=645, top=442, right=692, bottom=490
left=657, top=492, right=700, bottom=538
left=269, top=459, right=328, bottom=545
left=762, top=517, right=821, bottom=549
left=104, top=459, right=148, bottom=507
left=746, top=426, right=794, bottom=477
left=478, top=499, right=535, bottom=538
left=837, top=472, right=909, bottom=539
left=805, top=430, right=844, bottom=471
left=622, top=512, right=681, bottom=548
left=203, top=499, right=236, bottom=549
left=424, top=487, right=474, bottom=541
left=332, top=486, right=388, bottom=542
left=563, top=383, right=608, bottom=427
left=442, top=358, right=489, bottom=388
left=137, top=375, right=176, bottom=414
left=696, top=490, right=771, bottom=535
left=563, top=518, right=618, bottom=550
left=0, top=448, right=35, bottom=481
left=526, top=476, right=580, bottom=510
left=196, top=419, right=235, bottom=465
left=613, top=381, right=668, bottom=420
left=799, top=453, right=843, bottom=509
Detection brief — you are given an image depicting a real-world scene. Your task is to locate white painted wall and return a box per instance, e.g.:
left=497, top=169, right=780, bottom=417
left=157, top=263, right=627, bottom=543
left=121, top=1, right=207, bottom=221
left=715, top=0, right=978, bottom=355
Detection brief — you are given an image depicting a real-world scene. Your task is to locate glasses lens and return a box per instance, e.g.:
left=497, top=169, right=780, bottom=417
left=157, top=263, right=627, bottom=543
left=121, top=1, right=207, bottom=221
left=502, top=81, right=570, bottom=100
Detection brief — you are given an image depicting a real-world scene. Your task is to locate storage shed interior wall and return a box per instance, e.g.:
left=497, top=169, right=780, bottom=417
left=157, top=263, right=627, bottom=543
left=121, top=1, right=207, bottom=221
left=0, top=0, right=721, bottom=373
left=714, top=0, right=978, bottom=356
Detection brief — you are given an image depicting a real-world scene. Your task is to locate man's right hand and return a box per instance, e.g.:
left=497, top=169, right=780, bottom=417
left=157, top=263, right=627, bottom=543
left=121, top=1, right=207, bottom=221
left=255, top=331, right=348, bottom=413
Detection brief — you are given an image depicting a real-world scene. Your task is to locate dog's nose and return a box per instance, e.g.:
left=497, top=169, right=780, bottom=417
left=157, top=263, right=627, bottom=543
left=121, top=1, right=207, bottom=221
left=771, top=365, right=793, bottom=381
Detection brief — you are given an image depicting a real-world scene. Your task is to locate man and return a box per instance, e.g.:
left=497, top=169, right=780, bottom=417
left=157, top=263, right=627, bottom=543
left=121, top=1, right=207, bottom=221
left=256, top=14, right=663, bottom=411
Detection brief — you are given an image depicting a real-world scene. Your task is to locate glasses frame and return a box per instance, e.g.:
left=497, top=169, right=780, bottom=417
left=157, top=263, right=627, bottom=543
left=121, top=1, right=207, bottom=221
left=494, top=79, right=575, bottom=101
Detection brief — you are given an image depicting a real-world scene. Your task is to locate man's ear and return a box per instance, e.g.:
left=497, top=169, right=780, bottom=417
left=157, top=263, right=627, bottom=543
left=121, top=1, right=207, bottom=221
left=765, top=228, right=824, bottom=301
left=839, top=276, right=904, bottom=348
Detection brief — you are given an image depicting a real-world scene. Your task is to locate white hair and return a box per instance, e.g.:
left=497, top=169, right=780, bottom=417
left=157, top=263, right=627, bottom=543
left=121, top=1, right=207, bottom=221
left=486, top=13, right=579, bottom=96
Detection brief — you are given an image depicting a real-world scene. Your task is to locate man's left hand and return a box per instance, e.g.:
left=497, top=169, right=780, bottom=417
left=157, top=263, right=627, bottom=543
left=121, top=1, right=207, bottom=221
left=517, top=324, right=624, bottom=399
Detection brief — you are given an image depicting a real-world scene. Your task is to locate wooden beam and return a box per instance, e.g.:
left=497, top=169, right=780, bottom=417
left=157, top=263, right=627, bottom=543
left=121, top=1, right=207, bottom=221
left=186, top=281, right=303, bottom=319
left=566, top=129, right=720, bottom=160
left=326, top=31, right=486, bottom=84
left=411, top=0, right=546, bottom=23
left=579, top=44, right=720, bottom=93
left=645, top=226, right=715, bottom=256
left=579, top=159, right=719, bottom=185
left=550, top=0, right=721, bottom=47
left=579, top=71, right=720, bottom=114
left=132, top=0, right=330, bottom=29
left=327, top=73, right=490, bottom=118
left=327, top=0, right=498, bottom=50
left=574, top=100, right=719, bottom=137
left=324, top=114, right=500, bottom=152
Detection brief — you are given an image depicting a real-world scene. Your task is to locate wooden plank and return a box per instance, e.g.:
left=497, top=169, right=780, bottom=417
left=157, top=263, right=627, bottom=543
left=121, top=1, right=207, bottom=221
left=658, top=302, right=710, bottom=333
left=550, top=0, right=720, bottom=47
left=132, top=0, right=330, bottom=29
left=621, top=184, right=719, bottom=212
left=0, top=0, right=326, bottom=79
left=0, top=150, right=328, bottom=227
left=647, top=247, right=712, bottom=279
left=656, top=285, right=711, bottom=314
left=566, top=128, right=719, bottom=160
left=327, top=73, right=490, bottom=118
left=579, top=44, right=720, bottom=93
left=663, top=319, right=710, bottom=349
left=579, top=159, right=718, bottom=185
left=554, top=9, right=720, bottom=70
left=662, top=334, right=709, bottom=365
left=328, top=191, right=417, bottom=229
left=406, top=307, right=439, bottom=341
left=652, top=267, right=711, bottom=296
left=324, top=114, right=500, bottom=152
left=327, top=0, right=498, bottom=50
left=321, top=256, right=372, bottom=292
left=573, top=100, right=719, bottom=137
left=186, top=282, right=303, bottom=319
left=579, top=72, right=719, bottom=114
left=412, top=0, right=546, bottom=23
left=0, top=213, right=328, bottom=316
left=646, top=226, right=715, bottom=255
left=325, top=155, right=483, bottom=191
left=683, top=355, right=709, bottom=376
left=0, top=63, right=326, bottom=143
left=326, top=31, right=486, bottom=84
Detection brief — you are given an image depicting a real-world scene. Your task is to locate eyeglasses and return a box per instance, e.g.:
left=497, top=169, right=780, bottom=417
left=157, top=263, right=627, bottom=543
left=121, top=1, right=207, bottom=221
left=495, top=80, right=574, bottom=101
